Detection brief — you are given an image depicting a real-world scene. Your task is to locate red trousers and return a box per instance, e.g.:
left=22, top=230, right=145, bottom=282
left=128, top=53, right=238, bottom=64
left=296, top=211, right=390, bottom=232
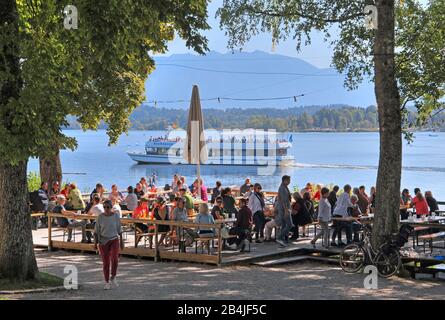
left=99, top=238, right=120, bottom=282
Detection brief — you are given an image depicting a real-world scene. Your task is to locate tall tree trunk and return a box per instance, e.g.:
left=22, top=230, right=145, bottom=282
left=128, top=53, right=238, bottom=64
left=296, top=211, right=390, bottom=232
left=0, top=161, right=39, bottom=280
left=0, top=0, right=39, bottom=280
left=39, top=149, right=62, bottom=187
left=372, top=0, right=402, bottom=247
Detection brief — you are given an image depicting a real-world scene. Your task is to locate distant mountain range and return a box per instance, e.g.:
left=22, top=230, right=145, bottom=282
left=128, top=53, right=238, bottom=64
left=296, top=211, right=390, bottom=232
left=144, top=50, right=376, bottom=109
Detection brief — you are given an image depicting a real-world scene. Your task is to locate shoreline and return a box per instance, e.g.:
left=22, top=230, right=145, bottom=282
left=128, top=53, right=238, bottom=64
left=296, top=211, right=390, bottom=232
left=62, top=128, right=441, bottom=134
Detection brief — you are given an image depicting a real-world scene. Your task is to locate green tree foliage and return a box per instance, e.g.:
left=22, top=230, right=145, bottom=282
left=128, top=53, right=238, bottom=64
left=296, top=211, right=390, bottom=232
left=0, top=0, right=209, bottom=162
left=0, top=0, right=209, bottom=280
left=217, top=0, right=445, bottom=131
left=216, top=0, right=445, bottom=246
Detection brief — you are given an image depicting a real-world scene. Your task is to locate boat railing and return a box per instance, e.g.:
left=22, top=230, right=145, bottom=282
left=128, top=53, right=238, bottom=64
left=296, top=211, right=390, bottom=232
left=147, top=137, right=291, bottom=145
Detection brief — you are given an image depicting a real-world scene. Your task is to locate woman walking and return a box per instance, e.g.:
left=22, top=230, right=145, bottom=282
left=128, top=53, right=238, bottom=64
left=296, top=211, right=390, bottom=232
left=94, top=200, right=124, bottom=290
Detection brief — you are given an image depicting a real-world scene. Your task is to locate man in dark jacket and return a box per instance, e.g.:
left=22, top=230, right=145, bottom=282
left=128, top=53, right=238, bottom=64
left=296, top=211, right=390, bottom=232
left=228, top=198, right=252, bottom=252
left=328, top=185, right=340, bottom=213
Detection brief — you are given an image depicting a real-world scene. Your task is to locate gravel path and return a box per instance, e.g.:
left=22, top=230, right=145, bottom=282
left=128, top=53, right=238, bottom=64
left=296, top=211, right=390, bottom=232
left=5, top=251, right=445, bottom=300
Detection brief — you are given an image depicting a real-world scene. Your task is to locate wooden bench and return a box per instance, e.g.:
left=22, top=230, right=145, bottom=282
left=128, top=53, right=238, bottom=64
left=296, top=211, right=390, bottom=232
left=418, top=231, right=445, bottom=253
left=195, top=235, right=218, bottom=255
left=135, top=227, right=154, bottom=248
left=412, top=226, right=430, bottom=247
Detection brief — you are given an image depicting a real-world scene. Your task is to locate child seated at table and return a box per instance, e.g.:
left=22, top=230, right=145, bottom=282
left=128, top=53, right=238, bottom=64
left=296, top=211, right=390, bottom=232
left=195, top=203, right=215, bottom=236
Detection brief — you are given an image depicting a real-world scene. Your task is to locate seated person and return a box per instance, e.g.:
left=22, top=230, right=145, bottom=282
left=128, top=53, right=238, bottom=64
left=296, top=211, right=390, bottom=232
left=240, top=178, right=252, bottom=195
left=89, top=183, right=104, bottom=202
left=210, top=181, right=222, bottom=204
left=84, top=193, right=103, bottom=242
left=108, top=184, right=124, bottom=204
left=34, top=182, right=49, bottom=212
left=123, top=186, right=138, bottom=212
left=348, top=194, right=362, bottom=243
left=425, top=191, right=439, bottom=213
left=153, top=197, right=170, bottom=245
left=195, top=203, right=215, bottom=237
left=211, top=196, right=225, bottom=220
left=172, top=197, right=197, bottom=245
left=133, top=197, right=149, bottom=229
left=172, top=198, right=188, bottom=222
left=49, top=181, right=61, bottom=201
left=60, top=183, right=71, bottom=198
left=134, top=183, right=145, bottom=199
left=52, top=195, right=88, bottom=243
left=221, top=187, right=237, bottom=216
left=411, top=192, right=430, bottom=217
left=86, top=194, right=104, bottom=216
left=147, top=185, right=157, bottom=198
left=179, top=187, right=195, bottom=216
left=227, top=198, right=253, bottom=252
left=264, top=206, right=277, bottom=242
left=110, top=196, right=122, bottom=218
left=67, top=183, right=85, bottom=211
left=400, top=188, right=411, bottom=220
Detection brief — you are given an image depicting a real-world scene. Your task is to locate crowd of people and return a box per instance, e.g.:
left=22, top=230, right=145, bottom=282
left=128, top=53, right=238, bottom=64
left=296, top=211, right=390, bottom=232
left=29, top=174, right=441, bottom=289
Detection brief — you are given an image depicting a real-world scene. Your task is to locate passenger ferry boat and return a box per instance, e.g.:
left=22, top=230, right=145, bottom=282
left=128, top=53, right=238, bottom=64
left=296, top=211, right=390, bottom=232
left=127, top=131, right=294, bottom=166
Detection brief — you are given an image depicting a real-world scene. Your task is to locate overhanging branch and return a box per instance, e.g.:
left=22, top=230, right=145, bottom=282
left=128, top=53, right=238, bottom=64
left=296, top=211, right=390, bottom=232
left=241, top=5, right=365, bottom=23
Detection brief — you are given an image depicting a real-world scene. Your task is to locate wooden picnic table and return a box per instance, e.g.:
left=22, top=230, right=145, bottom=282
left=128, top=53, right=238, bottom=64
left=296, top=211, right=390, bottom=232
left=192, top=199, right=207, bottom=205
left=401, top=216, right=445, bottom=227
left=146, top=189, right=172, bottom=196
left=331, top=214, right=374, bottom=222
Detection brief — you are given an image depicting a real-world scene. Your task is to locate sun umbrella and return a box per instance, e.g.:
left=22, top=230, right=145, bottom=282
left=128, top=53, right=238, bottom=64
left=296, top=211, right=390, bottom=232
left=183, top=85, right=207, bottom=199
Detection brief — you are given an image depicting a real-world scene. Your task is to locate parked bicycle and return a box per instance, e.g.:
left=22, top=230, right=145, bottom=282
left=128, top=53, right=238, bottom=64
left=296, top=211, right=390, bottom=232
left=339, top=224, right=411, bottom=278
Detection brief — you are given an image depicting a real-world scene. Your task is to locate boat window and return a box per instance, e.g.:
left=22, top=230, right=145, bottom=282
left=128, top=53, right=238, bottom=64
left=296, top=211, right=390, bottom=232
left=278, top=149, right=287, bottom=156
left=146, top=147, right=158, bottom=154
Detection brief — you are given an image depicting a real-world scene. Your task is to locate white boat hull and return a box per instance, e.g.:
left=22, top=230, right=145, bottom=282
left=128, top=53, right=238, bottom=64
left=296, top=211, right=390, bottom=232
left=127, top=152, right=294, bottom=166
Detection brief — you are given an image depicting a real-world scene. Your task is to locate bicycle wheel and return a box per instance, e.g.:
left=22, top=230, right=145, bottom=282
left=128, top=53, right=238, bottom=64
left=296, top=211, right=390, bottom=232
left=340, top=243, right=365, bottom=273
left=375, top=247, right=401, bottom=278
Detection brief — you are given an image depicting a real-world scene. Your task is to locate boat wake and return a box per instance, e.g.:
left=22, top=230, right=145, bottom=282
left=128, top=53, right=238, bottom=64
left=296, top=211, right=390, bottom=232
left=291, top=162, right=445, bottom=173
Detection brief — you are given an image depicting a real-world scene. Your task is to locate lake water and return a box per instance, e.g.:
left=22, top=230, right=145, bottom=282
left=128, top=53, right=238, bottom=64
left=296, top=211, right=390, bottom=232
left=27, top=130, right=445, bottom=197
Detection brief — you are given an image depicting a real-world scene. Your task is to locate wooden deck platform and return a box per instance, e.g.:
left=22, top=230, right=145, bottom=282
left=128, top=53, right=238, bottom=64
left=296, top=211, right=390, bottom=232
left=32, top=227, right=318, bottom=266
left=32, top=219, right=445, bottom=268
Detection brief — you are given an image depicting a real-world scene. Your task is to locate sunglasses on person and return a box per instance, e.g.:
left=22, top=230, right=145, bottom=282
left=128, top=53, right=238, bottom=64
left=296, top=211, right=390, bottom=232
left=104, top=205, right=112, bottom=209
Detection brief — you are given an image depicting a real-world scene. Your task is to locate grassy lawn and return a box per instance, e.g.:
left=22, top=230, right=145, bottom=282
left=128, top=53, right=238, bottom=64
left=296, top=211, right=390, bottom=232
left=0, top=272, right=63, bottom=292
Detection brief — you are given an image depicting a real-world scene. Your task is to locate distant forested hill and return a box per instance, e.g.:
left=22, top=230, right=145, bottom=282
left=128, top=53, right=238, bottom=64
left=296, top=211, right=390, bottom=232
left=66, top=104, right=433, bottom=132
left=129, top=105, right=380, bottom=131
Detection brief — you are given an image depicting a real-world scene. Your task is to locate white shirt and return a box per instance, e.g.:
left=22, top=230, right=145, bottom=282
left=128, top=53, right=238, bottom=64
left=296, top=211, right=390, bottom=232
left=89, top=204, right=104, bottom=217
left=248, top=192, right=264, bottom=214
left=112, top=204, right=122, bottom=218
left=318, top=198, right=332, bottom=222
left=333, top=192, right=352, bottom=217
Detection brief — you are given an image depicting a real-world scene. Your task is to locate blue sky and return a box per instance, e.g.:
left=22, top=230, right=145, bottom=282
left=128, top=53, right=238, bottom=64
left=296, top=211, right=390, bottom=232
left=159, top=0, right=335, bottom=68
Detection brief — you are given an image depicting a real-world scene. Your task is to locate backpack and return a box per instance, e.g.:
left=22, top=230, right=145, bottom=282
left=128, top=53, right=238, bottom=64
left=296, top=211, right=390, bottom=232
left=396, top=224, right=413, bottom=248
